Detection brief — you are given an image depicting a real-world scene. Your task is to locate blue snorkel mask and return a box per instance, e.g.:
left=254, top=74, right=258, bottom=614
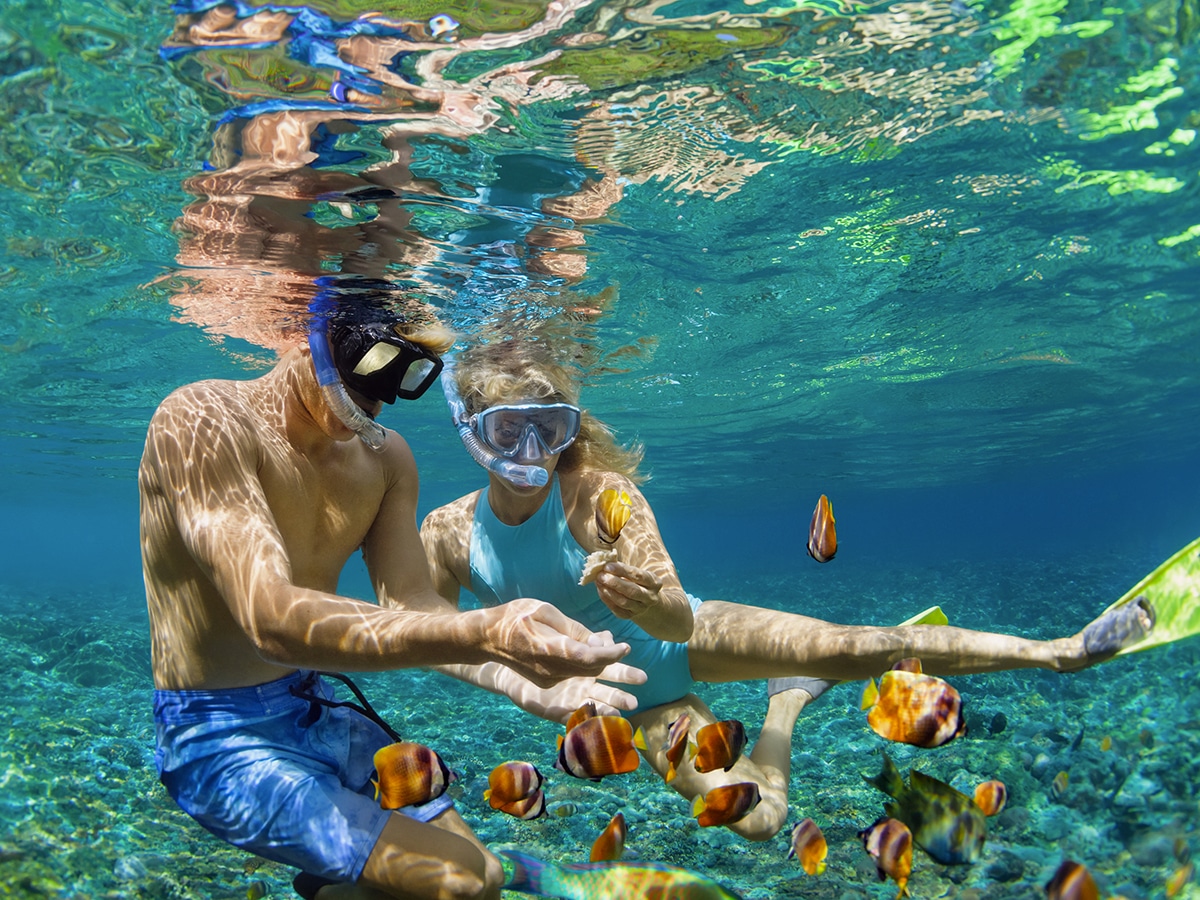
left=441, top=355, right=580, bottom=488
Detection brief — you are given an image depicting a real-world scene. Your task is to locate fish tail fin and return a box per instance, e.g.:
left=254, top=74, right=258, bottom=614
left=633, top=726, right=647, bottom=751
left=691, top=794, right=707, bottom=818
left=556, top=734, right=564, bottom=751
left=371, top=778, right=380, bottom=802
left=688, top=741, right=698, bottom=760
left=483, top=788, right=492, bottom=802
left=665, top=763, right=677, bottom=783
left=860, top=678, right=878, bottom=710
left=864, top=752, right=904, bottom=798
left=498, top=850, right=554, bottom=895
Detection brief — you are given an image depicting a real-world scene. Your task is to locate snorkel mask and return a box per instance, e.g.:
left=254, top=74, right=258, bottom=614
left=441, top=355, right=580, bottom=488
left=308, top=300, right=443, bottom=451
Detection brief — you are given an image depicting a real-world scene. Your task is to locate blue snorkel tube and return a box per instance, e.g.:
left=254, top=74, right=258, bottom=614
left=308, top=296, right=388, bottom=452
left=441, top=354, right=549, bottom=488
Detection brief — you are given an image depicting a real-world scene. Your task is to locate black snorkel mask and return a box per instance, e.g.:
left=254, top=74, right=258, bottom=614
left=329, top=322, right=444, bottom=406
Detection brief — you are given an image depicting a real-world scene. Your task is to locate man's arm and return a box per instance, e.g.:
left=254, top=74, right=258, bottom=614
left=145, top=391, right=624, bottom=686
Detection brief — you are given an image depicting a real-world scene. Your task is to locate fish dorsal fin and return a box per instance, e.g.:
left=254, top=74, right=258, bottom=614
left=556, top=735, right=564, bottom=752
left=861, top=678, right=879, bottom=710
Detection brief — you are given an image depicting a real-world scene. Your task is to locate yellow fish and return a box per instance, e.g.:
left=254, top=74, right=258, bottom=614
left=787, top=817, right=828, bottom=875
left=663, top=712, right=690, bottom=783
left=690, top=720, right=747, bottom=774
left=1050, top=770, right=1069, bottom=801
left=1166, top=861, right=1194, bottom=898
left=596, top=488, right=633, bottom=544
left=692, top=782, right=761, bottom=828
left=556, top=715, right=645, bottom=781
left=590, top=812, right=627, bottom=862
left=861, top=661, right=967, bottom=748
left=1044, top=860, right=1098, bottom=900
left=806, top=494, right=837, bottom=562
left=859, top=816, right=913, bottom=899
left=484, top=761, right=543, bottom=810
left=372, top=741, right=454, bottom=810
left=973, top=780, right=1008, bottom=817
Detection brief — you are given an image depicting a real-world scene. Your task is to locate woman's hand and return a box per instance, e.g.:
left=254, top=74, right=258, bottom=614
left=594, top=561, right=664, bottom=619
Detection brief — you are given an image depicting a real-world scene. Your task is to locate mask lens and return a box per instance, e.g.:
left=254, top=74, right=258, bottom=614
left=353, top=342, right=402, bottom=376
left=477, top=404, right=580, bottom=457
left=400, top=358, right=437, bottom=394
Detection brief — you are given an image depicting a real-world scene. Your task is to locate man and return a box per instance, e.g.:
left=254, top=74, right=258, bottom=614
left=139, top=310, right=642, bottom=900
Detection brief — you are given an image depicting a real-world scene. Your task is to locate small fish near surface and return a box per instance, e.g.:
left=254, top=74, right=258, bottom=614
left=863, top=752, right=986, bottom=865
left=372, top=741, right=455, bottom=810
left=807, top=494, right=837, bottom=562
left=787, top=817, right=828, bottom=876
left=692, top=782, right=761, bottom=828
left=484, top=760, right=544, bottom=811
left=590, top=812, right=628, bottom=862
left=556, top=714, right=645, bottom=781
left=972, top=780, right=1008, bottom=817
left=1044, top=859, right=1099, bottom=900
left=663, top=712, right=691, bottom=783
left=690, top=720, right=747, bottom=774
left=500, top=850, right=744, bottom=899
left=859, top=816, right=913, bottom=899
left=861, top=659, right=967, bottom=749
left=596, top=488, right=633, bottom=544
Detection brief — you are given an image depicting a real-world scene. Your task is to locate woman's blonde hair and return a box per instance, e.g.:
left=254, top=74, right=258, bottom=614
left=454, top=337, right=645, bottom=481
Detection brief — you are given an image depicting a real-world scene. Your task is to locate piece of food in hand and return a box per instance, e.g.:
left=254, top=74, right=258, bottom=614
left=596, top=488, right=633, bottom=543
left=579, top=549, right=618, bottom=585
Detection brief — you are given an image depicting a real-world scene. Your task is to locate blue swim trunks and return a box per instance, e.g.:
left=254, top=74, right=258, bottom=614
left=153, top=670, right=453, bottom=881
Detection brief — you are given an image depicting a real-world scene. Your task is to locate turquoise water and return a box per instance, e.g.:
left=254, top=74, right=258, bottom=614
left=2, top=0, right=1199, bottom=896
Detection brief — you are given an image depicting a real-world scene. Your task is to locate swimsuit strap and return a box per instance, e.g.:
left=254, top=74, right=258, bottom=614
left=288, top=671, right=403, bottom=743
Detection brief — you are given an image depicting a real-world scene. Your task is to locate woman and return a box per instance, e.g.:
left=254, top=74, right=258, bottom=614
left=417, top=338, right=1153, bottom=841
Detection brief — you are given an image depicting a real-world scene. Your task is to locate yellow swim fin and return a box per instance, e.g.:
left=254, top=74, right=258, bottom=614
left=899, top=605, right=949, bottom=627
left=1101, top=536, right=1200, bottom=656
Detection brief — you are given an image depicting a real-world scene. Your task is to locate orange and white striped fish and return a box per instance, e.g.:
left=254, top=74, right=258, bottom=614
left=859, top=816, right=913, bottom=899
left=692, top=782, right=761, bottom=828
left=690, top=720, right=747, bottom=774
left=663, top=713, right=691, bottom=783
left=556, top=715, right=645, bottom=781
left=807, top=494, right=837, bottom=562
left=973, top=780, right=1008, bottom=817
left=494, top=789, right=547, bottom=820
left=1044, top=860, right=1098, bottom=900
left=787, top=817, right=828, bottom=875
left=484, top=761, right=543, bottom=811
left=372, top=741, right=454, bottom=810
left=861, top=660, right=967, bottom=748
left=590, top=812, right=628, bottom=862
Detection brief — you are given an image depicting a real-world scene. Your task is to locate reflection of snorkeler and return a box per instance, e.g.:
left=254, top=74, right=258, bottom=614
left=415, top=337, right=1155, bottom=841
left=140, top=308, right=644, bottom=900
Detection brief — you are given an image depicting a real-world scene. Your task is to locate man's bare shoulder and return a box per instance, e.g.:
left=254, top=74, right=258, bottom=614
left=142, top=378, right=260, bottom=481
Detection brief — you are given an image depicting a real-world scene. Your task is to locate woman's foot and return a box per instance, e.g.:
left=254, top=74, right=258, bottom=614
left=1081, top=595, right=1155, bottom=662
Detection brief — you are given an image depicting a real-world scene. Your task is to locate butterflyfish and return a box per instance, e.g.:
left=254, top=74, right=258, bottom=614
left=972, top=780, right=1008, bottom=817
left=807, top=494, right=837, bottom=562
left=372, top=741, right=454, bottom=810
left=590, top=812, right=627, bottom=862
left=484, top=761, right=543, bottom=810
left=787, top=818, right=828, bottom=875
left=499, top=850, right=743, bottom=899
left=663, top=712, right=691, bottom=783
left=1166, top=861, right=1194, bottom=898
left=691, top=782, right=761, bottom=828
left=863, top=753, right=986, bottom=865
left=565, top=701, right=600, bottom=733
left=556, top=715, right=645, bottom=780
left=689, top=719, right=747, bottom=774
left=1050, top=770, right=1069, bottom=801
left=861, top=665, right=967, bottom=748
left=1044, top=860, right=1098, bottom=900
left=859, top=817, right=913, bottom=899
left=495, top=789, right=547, bottom=820
left=596, top=488, right=633, bottom=544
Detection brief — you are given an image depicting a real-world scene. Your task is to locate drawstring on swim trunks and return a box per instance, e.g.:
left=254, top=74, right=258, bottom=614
left=289, top=671, right=403, bottom=744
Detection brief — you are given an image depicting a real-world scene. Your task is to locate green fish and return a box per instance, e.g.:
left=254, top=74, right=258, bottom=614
left=863, top=753, right=986, bottom=865
left=500, top=850, right=743, bottom=899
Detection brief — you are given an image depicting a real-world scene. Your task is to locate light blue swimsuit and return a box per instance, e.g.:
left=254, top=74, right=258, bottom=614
left=469, top=476, right=700, bottom=712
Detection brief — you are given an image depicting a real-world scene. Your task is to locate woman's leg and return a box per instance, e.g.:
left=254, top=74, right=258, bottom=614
left=686, top=600, right=1111, bottom=683
left=630, top=694, right=790, bottom=842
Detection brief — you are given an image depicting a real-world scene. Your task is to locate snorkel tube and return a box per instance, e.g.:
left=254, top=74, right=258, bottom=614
left=441, top=354, right=549, bottom=488
left=307, top=297, right=388, bottom=452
